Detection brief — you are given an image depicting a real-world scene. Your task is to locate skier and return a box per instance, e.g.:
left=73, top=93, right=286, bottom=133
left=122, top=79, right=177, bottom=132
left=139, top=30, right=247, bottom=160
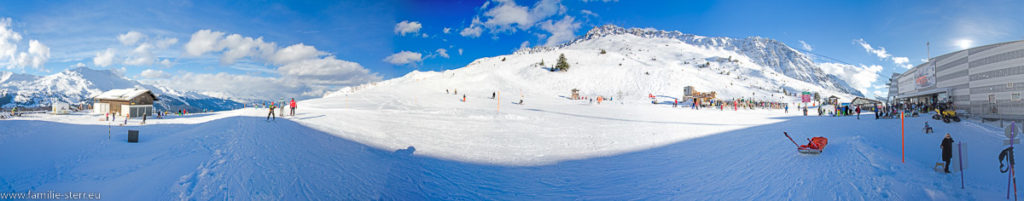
left=446, top=89, right=449, bottom=94
left=290, top=98, right=296, bottom=116
left=462, top=94, right=466, bottom=102
left=267, top=102, right=276, bottom=121
left=803, top=106, right=808, bottom=116
left=940, top=133, right=955, bottom=173
left=673, top=99, right=678, bottom=108
left=279, top=101, right=285, bottom=117
left=492, top=92, right=496, bottom=99
left=785, top=105, right=789, bottom=113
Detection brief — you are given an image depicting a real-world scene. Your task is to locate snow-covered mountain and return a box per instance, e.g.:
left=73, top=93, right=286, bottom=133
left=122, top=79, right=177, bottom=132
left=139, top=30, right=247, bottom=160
left=0, top=67, right=241, bottom=111
left=330, top=25, right=862, bottom=103
left=527, top=25, right=862, bottom=97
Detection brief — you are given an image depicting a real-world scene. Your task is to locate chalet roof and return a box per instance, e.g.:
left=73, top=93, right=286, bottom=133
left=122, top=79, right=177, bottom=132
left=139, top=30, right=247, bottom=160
left=850, top=97, right=882, bottom=105
left=93, top=88, right=158, bottom=101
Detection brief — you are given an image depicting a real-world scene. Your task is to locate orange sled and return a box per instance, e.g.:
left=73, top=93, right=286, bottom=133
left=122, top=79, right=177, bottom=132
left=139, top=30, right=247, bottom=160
left=784, top=132, right=828, bottom=154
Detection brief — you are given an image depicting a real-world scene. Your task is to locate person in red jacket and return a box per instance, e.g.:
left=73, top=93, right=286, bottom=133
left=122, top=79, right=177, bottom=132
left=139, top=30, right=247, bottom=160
left=856, top=106, right=861, bottom=119
left=289, top=98, right=297, bottom=116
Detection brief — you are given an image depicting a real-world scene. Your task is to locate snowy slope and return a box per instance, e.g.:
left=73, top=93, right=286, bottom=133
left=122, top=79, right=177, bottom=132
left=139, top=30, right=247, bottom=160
left=0, top=67, right=240, bottom=111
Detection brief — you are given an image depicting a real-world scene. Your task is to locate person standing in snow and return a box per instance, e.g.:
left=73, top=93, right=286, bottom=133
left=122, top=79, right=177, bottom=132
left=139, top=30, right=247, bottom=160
left=290, top=98, right=296, bottom=116
left=279, top=101, right=285, bottom=117
left=856, top=106, right=861, bottom=119
left=492, top=92, right=496, bottom=99
left=267, top=102, right=276, bottom=121
left=940, top=133, right=955, bottom=173
left=785, top=105, right=789, bottom=113
left=803, top=106, right=808, bottom=116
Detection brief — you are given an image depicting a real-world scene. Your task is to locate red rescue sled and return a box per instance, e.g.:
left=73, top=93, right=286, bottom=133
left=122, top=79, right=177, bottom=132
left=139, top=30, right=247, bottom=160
left=784, top=132, right=828, bottom=154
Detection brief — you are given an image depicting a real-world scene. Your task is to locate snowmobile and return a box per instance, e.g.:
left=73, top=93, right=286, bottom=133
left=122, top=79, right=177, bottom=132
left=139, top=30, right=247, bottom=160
left=784, top=132, right=828, bottom=154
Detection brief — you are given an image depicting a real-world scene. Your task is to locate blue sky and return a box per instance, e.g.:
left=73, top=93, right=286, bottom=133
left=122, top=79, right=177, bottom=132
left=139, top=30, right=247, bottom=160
left=1, top=0, right=1022, bottom=98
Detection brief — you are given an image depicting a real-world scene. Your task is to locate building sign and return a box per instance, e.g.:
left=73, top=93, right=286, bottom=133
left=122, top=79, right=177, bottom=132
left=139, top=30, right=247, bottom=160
left=916, top=61, right=936, bottom=89
left=801, top=92, right=811, bottom=103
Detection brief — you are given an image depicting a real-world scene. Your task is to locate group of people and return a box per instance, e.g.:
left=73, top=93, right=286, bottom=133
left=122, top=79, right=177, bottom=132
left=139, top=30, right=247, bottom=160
left=266, top=98, right=297, bottom=120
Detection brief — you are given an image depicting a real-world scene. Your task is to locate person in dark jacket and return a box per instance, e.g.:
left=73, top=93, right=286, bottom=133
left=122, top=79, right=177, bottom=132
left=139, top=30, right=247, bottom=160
left=941, top=133, right=955, bottom=173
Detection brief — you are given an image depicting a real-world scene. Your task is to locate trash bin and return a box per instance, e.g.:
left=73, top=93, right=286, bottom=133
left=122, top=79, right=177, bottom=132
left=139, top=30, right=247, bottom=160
left=128, top=130, right=139, bottom=143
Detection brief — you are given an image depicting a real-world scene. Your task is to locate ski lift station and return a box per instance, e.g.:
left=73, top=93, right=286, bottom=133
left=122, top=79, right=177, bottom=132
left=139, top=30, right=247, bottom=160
left=92, top=88, right=158, bottom=118
left=888, top=40, right=1024, bottom=120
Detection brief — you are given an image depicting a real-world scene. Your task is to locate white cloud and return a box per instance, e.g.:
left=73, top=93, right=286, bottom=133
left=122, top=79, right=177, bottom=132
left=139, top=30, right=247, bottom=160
left=159, top=59, right=172, bottom=67
left=539, top=16, right=580, bottom=46
left=184, top=29, right=226, bottom=56
left=71, top=62, right=86, bottom=68
left=93, top=48, right=116, bottom=67
left=0, top=18, right=21, bottom=60
left=1, top=18, right=50, bottom=70
left=799, top=40, right=813, bottom=51
left=479, top=0, right=564, bottom=32
left=270, top=43, right=322, bottom=65
left=443, top=27, right=451, bottom=34
left=117, top=31, right=145, bottom=46
left=460, top=18, right=484, bottom=38
left=123, top=43, right=155, bottom=65
left=872, top=90, right=885, bottom=97
left=219, top=34, right=278, bottom=64
left=384, top=51, right=422, bottom=65
left=818, top=62, right=883, bottom=95
left=421, top=33, right=429, bottom=38
left=519, top=41, right=531, bottom=50
left=155, top=38, right=179, bottom=49
left=854, top=38, right=891, bottom=59
left=854, top=38, right=915, bottom=69
left=435, top=48, right=449, bottom=58
left=12, top=40, right=50, bottom=69
left=394, top=20, right=423, bottom=36
left=458, top=48, right=463, bottom=55
left=892, top=57, right=909, bottom=64
left=580, top=9, right=598, bottom=17
left=278, top=56, right=378, bottom=84
left=139, top=69, right=171, bottom=79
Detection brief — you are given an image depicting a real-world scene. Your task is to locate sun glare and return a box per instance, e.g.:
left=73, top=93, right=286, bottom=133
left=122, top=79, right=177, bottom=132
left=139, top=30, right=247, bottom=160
left=958, top=39, right=973, bottom=49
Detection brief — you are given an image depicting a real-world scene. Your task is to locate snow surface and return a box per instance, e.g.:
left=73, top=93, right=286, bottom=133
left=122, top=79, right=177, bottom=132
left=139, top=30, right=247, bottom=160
left=1, top=103, right=1017, bottom=200
left=0, top=25, right=1009, bottom=200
